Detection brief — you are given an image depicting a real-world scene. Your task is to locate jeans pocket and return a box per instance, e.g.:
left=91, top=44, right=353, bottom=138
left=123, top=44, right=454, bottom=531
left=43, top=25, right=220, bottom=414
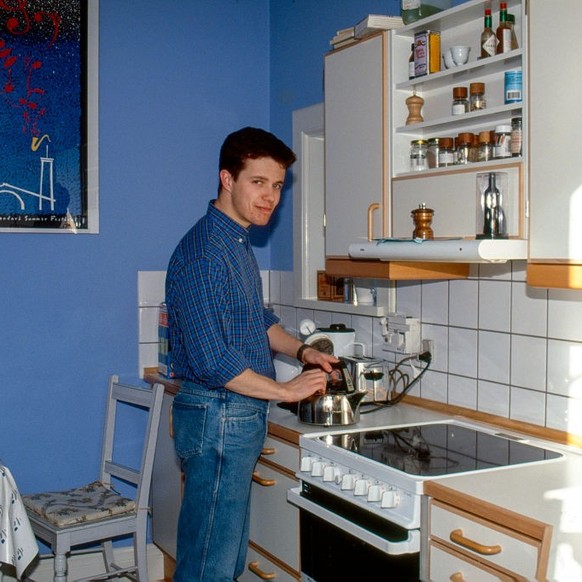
left=172, top=399, right=207, bottom=460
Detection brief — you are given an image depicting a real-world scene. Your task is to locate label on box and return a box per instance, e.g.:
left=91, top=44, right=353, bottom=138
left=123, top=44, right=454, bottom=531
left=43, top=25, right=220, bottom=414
left=414, top=30, right=441, bottom=77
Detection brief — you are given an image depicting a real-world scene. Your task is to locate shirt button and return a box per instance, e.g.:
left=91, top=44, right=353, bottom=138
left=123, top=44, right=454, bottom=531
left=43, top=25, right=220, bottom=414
left=238, top=237, right=244, bottom=243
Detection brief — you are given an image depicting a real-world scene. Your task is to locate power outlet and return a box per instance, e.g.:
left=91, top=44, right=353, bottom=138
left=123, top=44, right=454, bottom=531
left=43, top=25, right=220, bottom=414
left=422, top=339, right=434, bottom=359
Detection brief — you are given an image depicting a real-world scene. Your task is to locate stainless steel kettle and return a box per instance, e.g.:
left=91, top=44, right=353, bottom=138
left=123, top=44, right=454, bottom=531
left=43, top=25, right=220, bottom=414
left=298, top=359, right=367, bottom=426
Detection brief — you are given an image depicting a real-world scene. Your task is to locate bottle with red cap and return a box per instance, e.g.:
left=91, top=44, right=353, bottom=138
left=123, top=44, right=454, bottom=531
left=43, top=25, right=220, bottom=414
left=480, top=7, right=497, bottom=58
left=496, top=2, right=512, bottom=54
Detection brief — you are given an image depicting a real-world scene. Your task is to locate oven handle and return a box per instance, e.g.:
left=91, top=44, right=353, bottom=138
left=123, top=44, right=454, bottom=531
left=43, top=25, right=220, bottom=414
left=287, top=487, right=419, bottom=556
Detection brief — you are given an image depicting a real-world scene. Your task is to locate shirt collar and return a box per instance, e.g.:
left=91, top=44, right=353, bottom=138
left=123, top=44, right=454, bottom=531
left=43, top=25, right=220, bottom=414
left=208, top=200, right=250, bottom=245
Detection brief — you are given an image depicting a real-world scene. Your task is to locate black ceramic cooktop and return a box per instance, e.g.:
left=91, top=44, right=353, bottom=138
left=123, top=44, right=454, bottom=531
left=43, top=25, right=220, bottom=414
left=318, top=423, right=562, bottom=477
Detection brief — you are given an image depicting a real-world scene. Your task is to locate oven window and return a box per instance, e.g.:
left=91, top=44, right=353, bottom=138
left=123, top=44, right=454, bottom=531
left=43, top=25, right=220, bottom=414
left=300, top=511, right=419, bottom=581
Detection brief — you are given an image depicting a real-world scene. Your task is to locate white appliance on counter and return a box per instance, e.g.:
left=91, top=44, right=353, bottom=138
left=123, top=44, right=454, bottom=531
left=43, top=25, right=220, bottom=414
left=288, top=419, right=564, bottom=582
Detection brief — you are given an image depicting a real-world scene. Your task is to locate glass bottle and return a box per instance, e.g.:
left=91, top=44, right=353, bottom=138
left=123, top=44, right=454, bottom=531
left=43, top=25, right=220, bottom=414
left=496, top=2, right=512, bottom=54
left=480, top=8, right=497, bottom=58
left=409, top=43, right=416, bottom=80
left=469, top=82, right=486, bottom=111
left=451, top=86, right=469, bottom=115
left=478, top=172, right=507, bottom=239
left=507, top=13, right=519, bottom=50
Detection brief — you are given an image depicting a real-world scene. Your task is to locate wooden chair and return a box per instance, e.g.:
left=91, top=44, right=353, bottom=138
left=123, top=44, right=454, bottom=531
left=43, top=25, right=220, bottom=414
left=22, top=375, right=164, bottom=582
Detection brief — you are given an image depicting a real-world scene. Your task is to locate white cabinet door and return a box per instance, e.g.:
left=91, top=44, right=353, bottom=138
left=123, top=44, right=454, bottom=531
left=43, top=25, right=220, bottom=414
left=324, top=33, right=390, bottom=258
left=529, top=0, right=582, bottom=261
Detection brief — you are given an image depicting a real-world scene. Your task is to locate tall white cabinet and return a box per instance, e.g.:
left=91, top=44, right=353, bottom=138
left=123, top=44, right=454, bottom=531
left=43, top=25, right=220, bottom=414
left=527, top=0, right=582, bottom=288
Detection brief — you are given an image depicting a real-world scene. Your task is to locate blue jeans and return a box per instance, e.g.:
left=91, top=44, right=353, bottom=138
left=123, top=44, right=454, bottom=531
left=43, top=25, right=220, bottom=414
left=172, top=382, right=269, bottom=582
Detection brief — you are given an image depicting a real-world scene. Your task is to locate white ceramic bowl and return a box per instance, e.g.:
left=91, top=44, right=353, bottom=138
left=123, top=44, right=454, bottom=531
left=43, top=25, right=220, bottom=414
left=450, top=45, right=470, bottom=65
left=443, top=50, right=456, bottom=69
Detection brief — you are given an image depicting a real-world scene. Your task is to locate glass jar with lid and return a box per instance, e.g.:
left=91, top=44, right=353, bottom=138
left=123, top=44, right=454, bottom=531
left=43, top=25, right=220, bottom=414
left=427, top=138, right=440, bottom=169
left=456, top=132, right=473, bottom=164
left=438, top=137, right=455, bottom=166
left=451, top=86, right=469, bottom=115
left=478, top=130, right=493, bottom=162
left=469, top=82, right=486, bottom=111
left=410, top=139, right=428, bottom=171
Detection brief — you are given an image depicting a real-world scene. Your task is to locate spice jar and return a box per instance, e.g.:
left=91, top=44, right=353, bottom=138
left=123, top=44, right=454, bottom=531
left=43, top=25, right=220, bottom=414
left=510, top=116, right=522, bottom=157
left=478, top=130, right=493, bottom=162
left=470, top=134, right=480, bottom=163
left=427, top=138, right=440, bottom=169
left=438, top=137, right=455, bottom=166
left=494, top=124, right=512, bottom=158
left=469, top=82, right=486, bottom=111
left=451, top=86, right=469, bottom=115
left=456, top=132, right=473, bottom=164
left=410, top=139, right=428, bottom=171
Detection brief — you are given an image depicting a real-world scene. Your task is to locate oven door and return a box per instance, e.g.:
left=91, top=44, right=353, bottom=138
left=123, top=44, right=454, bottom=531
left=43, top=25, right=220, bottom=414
left=288, top=484, right=420, bottom=582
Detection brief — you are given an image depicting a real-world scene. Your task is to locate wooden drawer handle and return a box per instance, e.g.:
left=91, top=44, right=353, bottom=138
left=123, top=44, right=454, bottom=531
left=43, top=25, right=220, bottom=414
left=450, top=528, right=502, bottom=555
left=367, top=202, right=380, bottom=241
left=261, top=446, right=276, bottom=456
left=248, top=560, right=276, bottom=580
left=252, top=471, right=276, bottom=487
left=450, top=573, right=465, bottom=582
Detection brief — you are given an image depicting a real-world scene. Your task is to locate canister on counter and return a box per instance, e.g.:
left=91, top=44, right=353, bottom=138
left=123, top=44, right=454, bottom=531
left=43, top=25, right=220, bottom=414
left=414, top=30, right=441, bottom=77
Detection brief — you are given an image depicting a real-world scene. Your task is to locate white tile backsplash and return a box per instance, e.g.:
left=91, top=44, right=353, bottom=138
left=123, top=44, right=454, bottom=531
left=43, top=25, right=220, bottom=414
left=139, top=268, right=582, bottom=437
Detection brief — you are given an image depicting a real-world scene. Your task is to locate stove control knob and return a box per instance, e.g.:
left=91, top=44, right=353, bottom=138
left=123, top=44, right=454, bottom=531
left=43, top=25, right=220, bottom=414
left=311, top=461, right=326, bottom=477
left=340, top=473, right=358, bottom=490
left=300, top=456, right=315, bottom=473
left=381, top=489, right=401, bottom=509
left=367, top=484, right=384, bottom=502
left=354, top=478, right=370, bottom=496
left=323, top=464, right=340, bottom=482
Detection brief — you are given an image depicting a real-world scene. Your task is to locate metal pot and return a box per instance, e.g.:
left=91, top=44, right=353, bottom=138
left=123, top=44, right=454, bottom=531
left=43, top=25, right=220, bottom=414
left=298, top=359, right=367, bottom=426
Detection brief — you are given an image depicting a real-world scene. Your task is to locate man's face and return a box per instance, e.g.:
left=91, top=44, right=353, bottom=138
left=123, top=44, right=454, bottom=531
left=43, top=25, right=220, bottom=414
left=217, top=157, right=286, bottom=228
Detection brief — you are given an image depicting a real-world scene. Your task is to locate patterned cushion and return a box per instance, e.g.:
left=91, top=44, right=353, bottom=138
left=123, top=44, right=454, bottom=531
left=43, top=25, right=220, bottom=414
left=23, top=481, right=136, bottom=527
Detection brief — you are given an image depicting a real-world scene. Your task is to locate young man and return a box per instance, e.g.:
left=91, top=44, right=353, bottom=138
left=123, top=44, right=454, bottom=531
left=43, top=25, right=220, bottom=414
left=166, top=127, right=337, bottom=581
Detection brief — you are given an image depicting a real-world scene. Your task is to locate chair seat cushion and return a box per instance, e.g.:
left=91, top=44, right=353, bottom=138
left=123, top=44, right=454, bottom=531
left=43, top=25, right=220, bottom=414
left=23, top=481, right=136, bottom=527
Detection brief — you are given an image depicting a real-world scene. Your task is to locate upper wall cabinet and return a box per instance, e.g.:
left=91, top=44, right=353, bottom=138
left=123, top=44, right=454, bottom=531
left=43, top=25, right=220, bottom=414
left=526, top=0, right=582, bottom=289
left=324, top=33, right=390, bottom=258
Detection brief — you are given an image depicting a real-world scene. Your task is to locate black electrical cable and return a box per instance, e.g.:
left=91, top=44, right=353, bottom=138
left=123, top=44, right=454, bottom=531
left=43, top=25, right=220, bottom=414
left=361, top=350, right=432, bottom=413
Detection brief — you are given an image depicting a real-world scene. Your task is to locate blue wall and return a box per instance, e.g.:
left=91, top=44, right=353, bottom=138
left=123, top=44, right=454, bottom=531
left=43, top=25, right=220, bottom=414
left=1, top=0, right=466, bottom=496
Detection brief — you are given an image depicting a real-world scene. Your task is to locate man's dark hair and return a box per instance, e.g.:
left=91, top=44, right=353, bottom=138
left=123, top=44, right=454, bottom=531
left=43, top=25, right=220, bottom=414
left=219, top=127, right=296, bottom=183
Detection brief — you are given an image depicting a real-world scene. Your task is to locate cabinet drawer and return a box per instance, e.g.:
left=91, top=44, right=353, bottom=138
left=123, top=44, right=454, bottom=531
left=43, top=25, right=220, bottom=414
left=240, top=546, right=299, bottom=582
left=251, top=462, right=299, bottom=572
left=260, top=435, right=299, bottom=473
left=429, top=500, right=540, bottom=580
left=430, top=541, right=516, bottom=581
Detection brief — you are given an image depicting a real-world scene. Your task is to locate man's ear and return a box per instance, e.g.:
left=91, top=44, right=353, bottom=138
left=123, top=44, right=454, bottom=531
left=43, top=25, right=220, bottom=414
left=219, top=169, right=233, bottom=194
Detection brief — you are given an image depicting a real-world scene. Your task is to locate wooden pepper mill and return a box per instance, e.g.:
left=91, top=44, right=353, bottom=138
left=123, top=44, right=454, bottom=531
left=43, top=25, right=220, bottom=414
left=411, top=203, right=434, bottom=239
left=405, top=92, right=424, bottom=125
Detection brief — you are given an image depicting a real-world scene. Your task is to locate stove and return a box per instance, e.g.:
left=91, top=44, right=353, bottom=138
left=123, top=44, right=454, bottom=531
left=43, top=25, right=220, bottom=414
left=295, top=419, right=563, bottom=530
left=290, top=420, right=564, bottom=581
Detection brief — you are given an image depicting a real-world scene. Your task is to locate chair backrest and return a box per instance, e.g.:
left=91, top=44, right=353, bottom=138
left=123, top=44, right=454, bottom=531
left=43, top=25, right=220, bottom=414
left=99, top=375, right=164, bottom=511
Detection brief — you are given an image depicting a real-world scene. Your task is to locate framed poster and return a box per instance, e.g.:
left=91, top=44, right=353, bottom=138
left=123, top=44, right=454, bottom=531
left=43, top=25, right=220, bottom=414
left=0, top=0, right=99, bottom=233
